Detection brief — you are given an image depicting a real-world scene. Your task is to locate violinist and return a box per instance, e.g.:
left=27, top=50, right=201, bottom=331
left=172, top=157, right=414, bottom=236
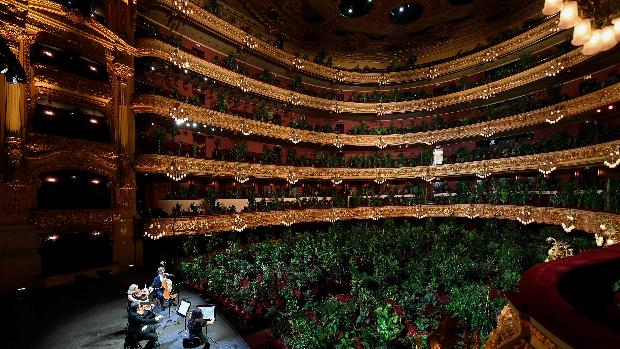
left=188, top=308, right=212, bottom=349
left=127, top=284, right=154, bottom=313
left=128, top=301, right=162, bottom=349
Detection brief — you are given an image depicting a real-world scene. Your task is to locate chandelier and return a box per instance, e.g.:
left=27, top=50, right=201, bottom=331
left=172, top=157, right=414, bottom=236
left=232, top=214, right=247, bottom=232
left=476, top=163, right=492, bottom=179
left=288, top=92, right=301, bottom=106
left=538, top=161, right=557, bottom=175
left=545, top=61, right=565, bottom=77
left=376, top=137, right=388, bottom=149
left=480, top=125, right=497, bottom=138
left=603, top=145, right=620, bottom=168
left=546, top=107, right=565, bottom=124
left=326, top=210, right=340, bottom=223
left=145, top=222, right=165, bottom=240
left=376, top=104, right=387, bottom=117
left=169, top=105, right=188, bottom=124
left=517, top=208, right=534, bottom=225
left=292, top=57, right=305, bottom=70
left=542, top=0, right=620, bottom=55
left=413, top=205, right=427, bottom=219
left=424, top=100, right=438, bottom=111
left=377, top=74, right=388, bottom=86
left=423, top=132, right=437, bottom=146
left=334, top=70, right=345, bottom=82
left=478, top=87, right=496, bottom=100
left=289, top=130, right=301, bottom=144
left=561, top=213, right=576, bottom=232
left=240, top=121, right=251, bottom=136
left=331, top=173, right=343, bottom=184
left=173, top=0, right=194, bottom=16
left=464, top=205, right=479, bottom=219
left=287, top=170, right=298, bottom=184
left=482, top=48, right=499, bottom=62
left=166, top=160, right=187, bottom=181
left=421, top=175, right=436, bottom=183
left=374, top=170, right=387, bottom=184
left=332, top=101, right=344, bottom=114
left=371, top=207, right=383, bottom=221
left=237, top=77, right=251, bottom=93
left=234, top=170, right=249, bottom=183
left=426, top=66, right=440, bottom=79
left=333, top=136, right=344, bottom=149
left=242, top=34, right=257, bottom=49
left=281, top=212, right=295, bottom=227
left=169, top=48, right=190, bottom=70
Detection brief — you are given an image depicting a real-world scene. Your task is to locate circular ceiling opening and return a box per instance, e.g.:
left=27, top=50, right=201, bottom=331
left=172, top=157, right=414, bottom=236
left=390, top=3, right=424, bottom=25
left=339, top=0, right=374, bottom=18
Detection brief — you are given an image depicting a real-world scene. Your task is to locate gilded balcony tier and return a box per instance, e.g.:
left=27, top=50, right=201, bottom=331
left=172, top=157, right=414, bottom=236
left=135, top=38, right=586, bottom=114
left=134, top=140, right=620, bottom=180
left=133, top=82, right=620, bottom=147
left=31, top=209, right=121, bottom=230
left=25, top=135, right=118, bottom=180
left=144, top=205, right=620, bottom=237
left=149, top=0, right=559, bottom=84
left=31, top=64, right=111, bottom=101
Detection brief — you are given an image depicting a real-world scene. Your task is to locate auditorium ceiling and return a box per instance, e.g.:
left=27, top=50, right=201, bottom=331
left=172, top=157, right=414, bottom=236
left=212, top=0, right=545, bottom=66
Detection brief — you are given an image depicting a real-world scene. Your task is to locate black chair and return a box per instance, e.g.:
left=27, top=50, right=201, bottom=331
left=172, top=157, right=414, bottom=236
left=182, top=336, right=206, bottom=348
left=124, top=325, right=144, bottom=349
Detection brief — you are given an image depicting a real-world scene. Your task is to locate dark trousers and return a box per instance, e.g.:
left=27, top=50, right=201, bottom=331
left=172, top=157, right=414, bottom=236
left=136, top=330, right=158, bottom=349
left=192, top=332, right=209, bottom=349
left=154, top=289, right=164, bottom=306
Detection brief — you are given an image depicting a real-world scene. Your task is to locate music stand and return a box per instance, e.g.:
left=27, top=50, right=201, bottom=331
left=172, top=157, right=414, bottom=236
left=197, top=305, right=217, bottom=344
left=177, top=299, right=191, bottom=335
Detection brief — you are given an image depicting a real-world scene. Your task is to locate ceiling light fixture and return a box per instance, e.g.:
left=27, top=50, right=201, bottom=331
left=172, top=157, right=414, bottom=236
left=166, top=160, right=187, bottom=181
left=542, top=0, right=620, bottom=55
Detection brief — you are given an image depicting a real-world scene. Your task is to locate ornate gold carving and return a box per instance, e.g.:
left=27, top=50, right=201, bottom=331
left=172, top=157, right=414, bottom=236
left=544, top=237, right=574, bottom=262
left=25, top=135, right=118, bottom=179
left=5, top=136, right=23, bottom=170
left=135, top=38, right=587, bottom=114
left=32, top=64, right=111, bottom=100
left=133, top=81, right=620, bottom=147
left=31, top=209, right=121, bottom=230
left=144, top=205, right=620, bottom=237
left=134, top=140, right=620, bottom=181
left=485, top=304, right=521, bottom=349
left=150, top=0, right=559, bottom=84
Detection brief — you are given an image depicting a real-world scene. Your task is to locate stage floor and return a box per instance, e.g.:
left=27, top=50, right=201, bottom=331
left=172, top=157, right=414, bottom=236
left=7, top=271, right=250, bottom=349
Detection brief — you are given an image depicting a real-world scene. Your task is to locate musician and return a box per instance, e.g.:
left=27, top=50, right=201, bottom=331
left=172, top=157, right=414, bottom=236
left=188, top=308, right=211, bottom=349
left=127, top=284, right=154, bottom=313
left=150, top=267, right=166, bottom=309
left=128, top=301, right=162, bottom=349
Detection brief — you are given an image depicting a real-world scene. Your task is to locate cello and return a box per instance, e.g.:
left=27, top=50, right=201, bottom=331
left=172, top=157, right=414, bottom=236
left=162, top=274, right=177, bottom=307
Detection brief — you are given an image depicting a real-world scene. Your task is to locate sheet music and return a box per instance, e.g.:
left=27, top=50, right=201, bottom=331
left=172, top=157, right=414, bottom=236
left=198, top=306, right=215, bottom=321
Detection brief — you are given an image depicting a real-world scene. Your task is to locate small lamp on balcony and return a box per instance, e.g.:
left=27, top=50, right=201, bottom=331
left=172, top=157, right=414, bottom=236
left=558, top=1, right=579, bottom=29
left=542, top=0, right=563, bottom=15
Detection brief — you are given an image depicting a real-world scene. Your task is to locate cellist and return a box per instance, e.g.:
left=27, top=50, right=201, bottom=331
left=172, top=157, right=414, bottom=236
left=150, top=267, right=166, bottom=310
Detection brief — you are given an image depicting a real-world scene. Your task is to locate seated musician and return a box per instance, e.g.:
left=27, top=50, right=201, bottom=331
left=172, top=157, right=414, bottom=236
left=127, top=284, right=152, bottom=312
left=127, top=301, right=162, bottom=349
left=150, top=267, right=166, bottom=309
left=188, top=308, right=212, bottom=349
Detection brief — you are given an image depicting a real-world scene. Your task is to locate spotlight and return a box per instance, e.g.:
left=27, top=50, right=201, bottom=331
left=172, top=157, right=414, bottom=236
left=609, top=105, right=614, bottom=110
left=43, top=110, right=55, bottom=116
left=43, top=50, right=53, bottom=57
left=91, top=179, right=101, bottom=184
left=89, top=118, right=99, bottom=124
left=45, top=177, right=58, bottom=183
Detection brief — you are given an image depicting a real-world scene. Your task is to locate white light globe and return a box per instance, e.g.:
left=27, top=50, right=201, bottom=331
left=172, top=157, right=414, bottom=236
left=582, top=29, right=603, bottom=55
left=600, top=25, right=618, bottom=51
left=558, top=1, right=579, bottom=29
left=542, top=0, right=563, bottom=16
left=571, top=18, right=592, bottom=46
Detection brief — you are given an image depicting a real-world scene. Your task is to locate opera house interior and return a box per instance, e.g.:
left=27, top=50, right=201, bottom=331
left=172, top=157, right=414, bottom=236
left=2, top=0, right=620, bottom=347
